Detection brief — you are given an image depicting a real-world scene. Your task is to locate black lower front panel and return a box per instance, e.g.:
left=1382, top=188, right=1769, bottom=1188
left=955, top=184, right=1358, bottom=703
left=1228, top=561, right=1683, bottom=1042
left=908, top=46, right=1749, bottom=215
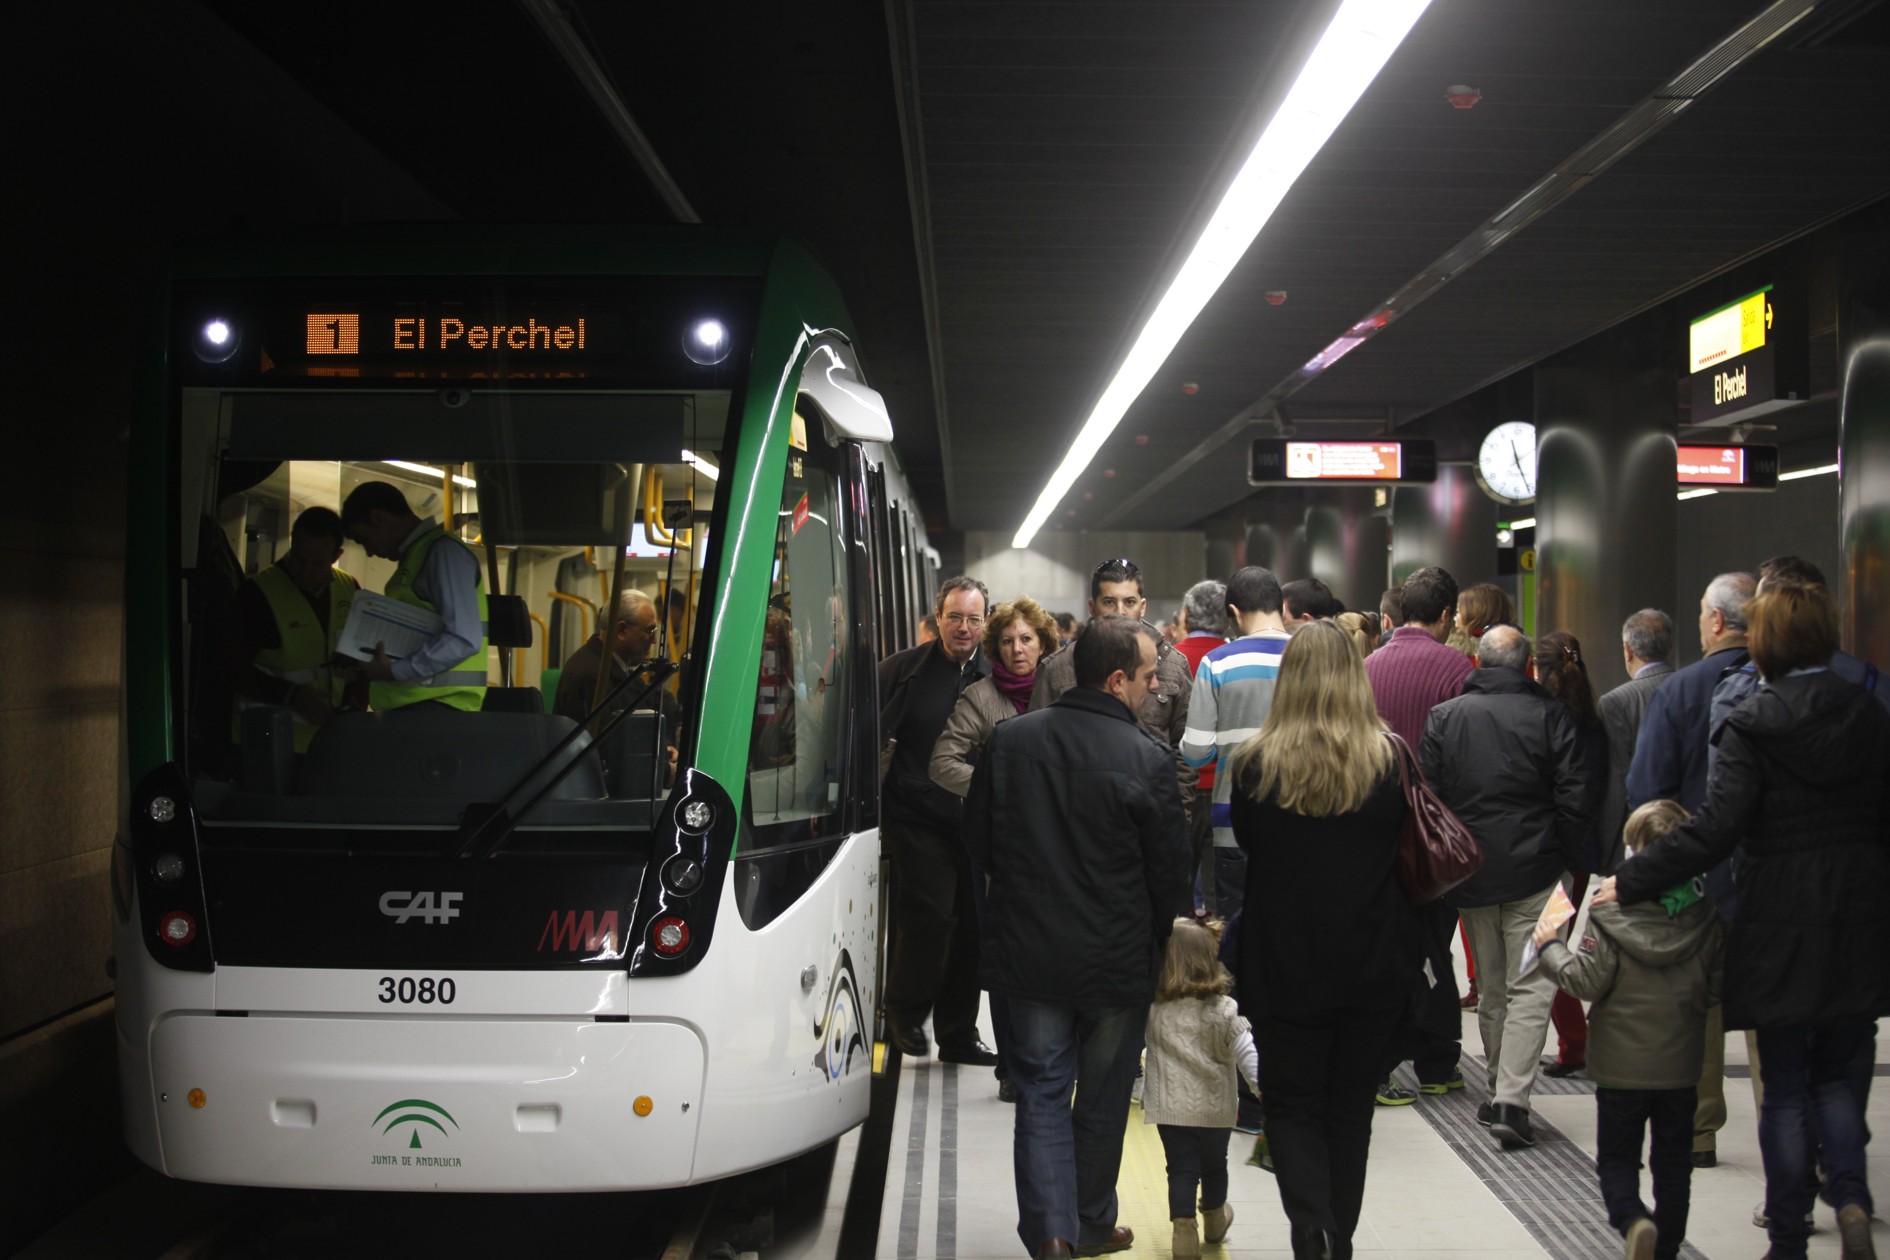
left=202, top=846, right=648, bottom=969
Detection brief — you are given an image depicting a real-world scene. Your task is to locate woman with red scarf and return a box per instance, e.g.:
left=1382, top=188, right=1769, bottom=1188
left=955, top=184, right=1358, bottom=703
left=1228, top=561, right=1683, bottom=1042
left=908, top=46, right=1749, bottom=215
left=930, top=594, right=1061, bottom=1102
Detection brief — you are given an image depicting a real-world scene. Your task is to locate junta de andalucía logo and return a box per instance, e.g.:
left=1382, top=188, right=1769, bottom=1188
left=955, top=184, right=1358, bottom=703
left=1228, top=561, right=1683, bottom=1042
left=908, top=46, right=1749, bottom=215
left=372, top=1098, right=459, bottom=1150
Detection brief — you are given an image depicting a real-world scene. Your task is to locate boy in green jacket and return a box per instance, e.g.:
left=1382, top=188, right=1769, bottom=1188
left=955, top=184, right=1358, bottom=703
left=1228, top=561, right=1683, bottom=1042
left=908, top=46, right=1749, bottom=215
left=1535, top=800, right=1725, bottom=1260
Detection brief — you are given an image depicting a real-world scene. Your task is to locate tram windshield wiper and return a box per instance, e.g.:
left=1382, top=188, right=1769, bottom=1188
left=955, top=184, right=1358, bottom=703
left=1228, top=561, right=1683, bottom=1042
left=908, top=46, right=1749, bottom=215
left=454, top=657, right=678, bottom=859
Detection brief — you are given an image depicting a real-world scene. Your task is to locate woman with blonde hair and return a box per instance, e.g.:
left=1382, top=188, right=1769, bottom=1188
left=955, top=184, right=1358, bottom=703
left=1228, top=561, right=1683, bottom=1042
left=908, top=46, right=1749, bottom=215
left=929, top=593, right=1060, bottom=1103
left=1229, top=620, right=1421, bottom=1260
left=1332, top=610, right=1382, bottom=660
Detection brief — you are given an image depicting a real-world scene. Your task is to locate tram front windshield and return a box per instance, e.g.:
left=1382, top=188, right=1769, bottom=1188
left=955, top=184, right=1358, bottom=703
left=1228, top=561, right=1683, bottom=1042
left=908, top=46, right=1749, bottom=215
left=181, top=389, right=722, bottom=834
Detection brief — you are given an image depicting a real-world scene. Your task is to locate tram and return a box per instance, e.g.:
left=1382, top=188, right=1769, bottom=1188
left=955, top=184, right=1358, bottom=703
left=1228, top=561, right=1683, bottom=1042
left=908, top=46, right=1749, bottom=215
left=111, top=229, right=939, bottom=1191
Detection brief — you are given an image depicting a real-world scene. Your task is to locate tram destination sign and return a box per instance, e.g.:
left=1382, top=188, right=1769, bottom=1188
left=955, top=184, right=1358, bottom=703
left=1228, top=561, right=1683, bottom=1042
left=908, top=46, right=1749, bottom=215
left=171, top=276, right=759, bottom=387
left=1676, top=443, right=1778, bottom=490
left=1249, top=438, right=1436, bottom=485
left=1686, top=284, right=1807, bottom=425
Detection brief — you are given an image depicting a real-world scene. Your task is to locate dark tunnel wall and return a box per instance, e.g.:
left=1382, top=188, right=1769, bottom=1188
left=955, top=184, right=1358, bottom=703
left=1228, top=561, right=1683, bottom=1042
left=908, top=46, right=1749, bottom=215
left=3, top=3, right=453, bottom=1247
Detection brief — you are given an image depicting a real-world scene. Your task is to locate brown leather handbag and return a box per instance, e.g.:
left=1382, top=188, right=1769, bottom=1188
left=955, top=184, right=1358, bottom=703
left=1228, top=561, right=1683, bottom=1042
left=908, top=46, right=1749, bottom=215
left=1388, top=733, right=1483, bottom=905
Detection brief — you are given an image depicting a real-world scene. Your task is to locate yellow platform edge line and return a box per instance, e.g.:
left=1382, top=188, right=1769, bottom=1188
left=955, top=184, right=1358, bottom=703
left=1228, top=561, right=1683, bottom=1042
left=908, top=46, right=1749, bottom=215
left=1120, top=1098, right=1175, bottom=1255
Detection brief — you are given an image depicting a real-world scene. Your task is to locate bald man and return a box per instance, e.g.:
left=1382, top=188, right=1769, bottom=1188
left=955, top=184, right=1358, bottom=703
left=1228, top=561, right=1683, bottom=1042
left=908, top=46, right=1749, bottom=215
left=1420, top=624, right=1588, bottom=1152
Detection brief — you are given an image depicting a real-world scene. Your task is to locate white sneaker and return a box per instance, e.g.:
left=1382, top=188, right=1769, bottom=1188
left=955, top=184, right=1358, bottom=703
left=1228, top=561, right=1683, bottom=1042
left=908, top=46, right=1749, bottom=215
left=1752, top=1199, right=1818, bottom=1230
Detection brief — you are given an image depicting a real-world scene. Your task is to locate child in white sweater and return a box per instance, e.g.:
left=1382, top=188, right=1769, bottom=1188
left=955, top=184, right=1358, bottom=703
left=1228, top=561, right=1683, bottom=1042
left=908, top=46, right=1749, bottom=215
left=1143, top=917, right=1261, bottom=1258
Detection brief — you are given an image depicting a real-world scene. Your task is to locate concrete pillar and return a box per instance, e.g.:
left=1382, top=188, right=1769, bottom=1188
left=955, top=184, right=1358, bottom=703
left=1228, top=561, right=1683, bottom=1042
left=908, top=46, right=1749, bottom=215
left=1535, top=330, right=1678, bottom=694
left=1390, top=465, right=1498, bottom=594
left=1838, top=236, right=1890, bottom=664
left=1304, top=491, right=1391, bottom=612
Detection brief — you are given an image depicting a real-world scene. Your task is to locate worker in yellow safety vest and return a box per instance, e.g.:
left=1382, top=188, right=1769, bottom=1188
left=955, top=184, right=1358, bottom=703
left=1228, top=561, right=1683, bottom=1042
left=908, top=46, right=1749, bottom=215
left=339, top=480, right=488, bottom=713
left=228, top=506, right=360, bottom=752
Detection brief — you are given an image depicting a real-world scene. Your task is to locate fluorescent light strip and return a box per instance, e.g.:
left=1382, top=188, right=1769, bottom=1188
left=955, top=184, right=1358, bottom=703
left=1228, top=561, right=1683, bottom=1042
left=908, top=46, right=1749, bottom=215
left=384, top=459, right=476, bottom=488
left=1778, top=462, right=1838, bottom=482
left=681, top=449, right=721, bottom=481
left=1676, top=488, right=1719, bottom=501
left=1011, top=0, right=1432, bottom=549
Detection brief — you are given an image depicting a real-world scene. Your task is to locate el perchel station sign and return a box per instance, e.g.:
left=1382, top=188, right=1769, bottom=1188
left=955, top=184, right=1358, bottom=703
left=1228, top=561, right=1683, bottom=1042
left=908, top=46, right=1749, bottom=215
left=1687, top=284, right=1807, bottom=425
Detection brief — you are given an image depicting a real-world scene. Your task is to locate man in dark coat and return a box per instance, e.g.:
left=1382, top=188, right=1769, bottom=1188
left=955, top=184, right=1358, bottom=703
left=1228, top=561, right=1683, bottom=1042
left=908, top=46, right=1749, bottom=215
left=1595, top=608, right=1675, bottom=872
left=1623, top=570, right=1754, bottom=1167
left=878, top=575, right=996, bottom=1065
left=965, top=616, right=1192, bottom=1260
left=1421, top=625, right=1587, bottom=1151
left=1030, top=557, right=1195, bottom=821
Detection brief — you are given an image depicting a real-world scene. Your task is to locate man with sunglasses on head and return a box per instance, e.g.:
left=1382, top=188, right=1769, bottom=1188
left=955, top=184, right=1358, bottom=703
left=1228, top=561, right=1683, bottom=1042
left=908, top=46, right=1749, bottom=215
left=1032, top=559, right=1196, bottom=817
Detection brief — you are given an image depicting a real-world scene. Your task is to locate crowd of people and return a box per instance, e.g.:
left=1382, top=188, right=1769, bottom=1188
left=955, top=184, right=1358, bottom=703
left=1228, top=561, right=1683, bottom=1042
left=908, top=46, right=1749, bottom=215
left=884, top=554, right=1890, bottom=1260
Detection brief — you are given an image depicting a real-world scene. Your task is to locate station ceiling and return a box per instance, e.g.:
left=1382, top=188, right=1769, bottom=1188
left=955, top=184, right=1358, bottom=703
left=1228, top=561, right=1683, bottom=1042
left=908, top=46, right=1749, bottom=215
left=201, top=0, right=1890, bottom=537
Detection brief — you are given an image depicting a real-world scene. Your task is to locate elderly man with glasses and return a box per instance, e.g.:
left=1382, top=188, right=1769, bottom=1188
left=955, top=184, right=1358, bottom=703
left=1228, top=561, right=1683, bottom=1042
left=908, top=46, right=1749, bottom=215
left=877, top=575, right=1000, bottom=1066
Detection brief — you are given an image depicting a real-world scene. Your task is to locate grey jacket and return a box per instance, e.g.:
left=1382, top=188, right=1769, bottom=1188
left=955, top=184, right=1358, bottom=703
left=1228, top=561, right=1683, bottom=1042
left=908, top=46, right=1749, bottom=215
left=1539, top=899, right=1723, bottom=1090
left=929, top=676, right=1019, bottom=797
left=1141, top=994, right=1258, bottom=1128
left=1596, top=662, right=1674, bottom=871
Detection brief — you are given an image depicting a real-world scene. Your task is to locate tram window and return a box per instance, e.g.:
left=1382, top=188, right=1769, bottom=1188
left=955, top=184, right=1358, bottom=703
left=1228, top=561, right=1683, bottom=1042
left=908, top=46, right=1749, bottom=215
left=744, top=433, right=852, bottom=847
left=184, top=417, right=721, bottom=836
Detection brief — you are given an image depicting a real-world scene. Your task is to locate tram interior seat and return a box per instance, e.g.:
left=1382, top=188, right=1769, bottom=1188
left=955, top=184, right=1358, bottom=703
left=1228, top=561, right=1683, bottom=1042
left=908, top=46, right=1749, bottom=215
left=481, top=593, right=542, bottom=713
left=597, top=710, right=664, bottom=801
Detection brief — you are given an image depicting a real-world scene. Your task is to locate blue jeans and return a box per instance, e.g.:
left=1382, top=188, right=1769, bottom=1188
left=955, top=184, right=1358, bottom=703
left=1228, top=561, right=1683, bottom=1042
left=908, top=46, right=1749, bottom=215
left=1754, top=1020, right=1876, bottom=1258
left=1007, top=997, right=1147, bottom=1254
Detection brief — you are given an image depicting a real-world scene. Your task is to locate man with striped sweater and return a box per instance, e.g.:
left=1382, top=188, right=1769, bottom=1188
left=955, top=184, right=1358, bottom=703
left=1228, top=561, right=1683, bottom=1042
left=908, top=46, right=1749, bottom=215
left=1180, top=565, right=1293, bottom=923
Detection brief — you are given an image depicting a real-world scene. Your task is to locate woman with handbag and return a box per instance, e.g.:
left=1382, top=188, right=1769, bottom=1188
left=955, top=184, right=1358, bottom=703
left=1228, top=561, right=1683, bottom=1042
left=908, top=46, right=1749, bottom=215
left=1228, top=620, right=1428, bottom=1260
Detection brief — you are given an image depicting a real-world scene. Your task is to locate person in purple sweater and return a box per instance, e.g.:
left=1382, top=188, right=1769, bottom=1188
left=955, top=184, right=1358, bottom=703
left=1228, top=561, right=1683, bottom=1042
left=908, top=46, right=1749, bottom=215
left=1362, top=566, right=1474, bottom=1101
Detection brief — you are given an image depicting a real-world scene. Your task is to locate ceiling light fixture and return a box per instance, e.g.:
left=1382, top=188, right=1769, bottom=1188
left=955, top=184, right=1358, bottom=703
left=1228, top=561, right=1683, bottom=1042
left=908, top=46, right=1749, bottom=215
left=383, top=460, right=477, bottom=488
left=1010, top=0, right=1432, bottom=549
left=1777, top=463, right=1839, bottom=482
left=681, top=449, right=721, bottom=481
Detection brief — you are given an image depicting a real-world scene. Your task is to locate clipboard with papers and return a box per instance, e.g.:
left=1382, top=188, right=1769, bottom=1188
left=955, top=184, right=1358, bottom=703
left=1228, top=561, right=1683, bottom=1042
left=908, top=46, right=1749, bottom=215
left=335, top=590, right=444, bottom=661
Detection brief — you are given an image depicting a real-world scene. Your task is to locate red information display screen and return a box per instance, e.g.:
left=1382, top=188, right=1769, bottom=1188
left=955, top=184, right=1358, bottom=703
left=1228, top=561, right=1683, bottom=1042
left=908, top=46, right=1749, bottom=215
left=1249, top=438, right=1435, bottom=485
left=1285, top=442, right=1401, bottom=479
left=1676, top=444, right=1778, bottom=489
left=1677, top=446, right=1745, bottom=485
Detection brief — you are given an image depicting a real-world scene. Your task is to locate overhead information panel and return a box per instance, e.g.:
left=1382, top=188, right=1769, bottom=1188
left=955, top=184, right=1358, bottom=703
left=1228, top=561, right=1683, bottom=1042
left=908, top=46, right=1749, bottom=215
left=1676, top=443, right=1778, bottom=490
left=1686, top=284, right=1805, bottom=425
left=1250, top=439, right=1436, bottom=485
left=171, top=276, right=760, bottom=389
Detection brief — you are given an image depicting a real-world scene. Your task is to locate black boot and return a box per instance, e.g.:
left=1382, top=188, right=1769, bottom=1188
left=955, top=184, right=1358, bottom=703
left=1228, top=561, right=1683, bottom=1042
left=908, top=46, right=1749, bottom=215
left=1291, top=1224, right=1335, bottom=1260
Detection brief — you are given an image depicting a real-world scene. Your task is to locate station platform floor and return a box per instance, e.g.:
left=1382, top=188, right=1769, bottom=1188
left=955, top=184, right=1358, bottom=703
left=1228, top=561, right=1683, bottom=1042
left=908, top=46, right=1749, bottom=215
left=775, top=1002, right=1890, bottom=1259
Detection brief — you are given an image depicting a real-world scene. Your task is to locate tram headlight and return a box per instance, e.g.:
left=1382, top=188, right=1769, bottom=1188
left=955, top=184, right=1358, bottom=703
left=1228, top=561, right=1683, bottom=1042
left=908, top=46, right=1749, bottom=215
left=680, top=800, right=713, bottom=833
left=158, top=911, right=198, bottom=948
left=153, top=853, right=186, bottom=884
left=662, top=856, right=703, bottom=895
left=191, top=318, right=241, bottom=364
left=148, top=796, right=177, bottom=824
left=682, top=318, right=731, bottom=366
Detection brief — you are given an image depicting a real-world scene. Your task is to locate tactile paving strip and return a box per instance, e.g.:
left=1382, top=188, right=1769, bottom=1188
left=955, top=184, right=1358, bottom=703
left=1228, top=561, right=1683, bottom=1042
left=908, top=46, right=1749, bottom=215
left=1396, top=1055, right=1709, bottom=1260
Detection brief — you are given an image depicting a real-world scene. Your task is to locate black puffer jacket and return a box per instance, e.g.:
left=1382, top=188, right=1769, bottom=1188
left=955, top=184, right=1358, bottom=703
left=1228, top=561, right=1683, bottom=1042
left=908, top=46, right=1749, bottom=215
left=963, top=687, right=1193, bottom=1007
left=1419, top=668, right=1589, bottom=908
left=1616, top=669, right=1890, bottom=1030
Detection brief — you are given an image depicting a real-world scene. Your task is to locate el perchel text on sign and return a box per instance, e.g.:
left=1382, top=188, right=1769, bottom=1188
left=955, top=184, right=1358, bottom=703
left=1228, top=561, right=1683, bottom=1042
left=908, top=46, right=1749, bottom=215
left=305, top=312, right=588, bottom=356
